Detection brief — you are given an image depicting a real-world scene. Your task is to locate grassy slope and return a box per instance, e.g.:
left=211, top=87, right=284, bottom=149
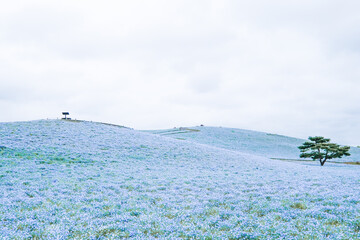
left=0, top=120, right=359, bottom=239
left=148, top=126, right=360, bottom=163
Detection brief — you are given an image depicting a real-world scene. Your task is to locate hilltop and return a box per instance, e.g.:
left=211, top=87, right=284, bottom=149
left=0, top=120, right=359, bottom=239
left=147, top=126, right=360, bottom=163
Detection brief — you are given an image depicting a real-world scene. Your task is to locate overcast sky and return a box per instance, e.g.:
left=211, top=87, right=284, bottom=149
left=1, top=0, right=359, bottom=145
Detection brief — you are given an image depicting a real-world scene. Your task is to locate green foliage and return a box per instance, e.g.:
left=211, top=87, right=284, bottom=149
left=290, top=202, right=307, bottom=210
left=353, top=219, right=360, bottom=232
left=298, top=136, right=351, bottom=166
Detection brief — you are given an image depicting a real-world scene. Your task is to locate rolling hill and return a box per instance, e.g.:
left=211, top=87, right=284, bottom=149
left=0, top=120, right=359, bottom=239
left=148, top=126, right=360, bottom=163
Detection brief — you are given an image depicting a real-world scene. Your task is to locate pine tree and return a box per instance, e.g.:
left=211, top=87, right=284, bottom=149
left=298, top=136, right=351, bottom=166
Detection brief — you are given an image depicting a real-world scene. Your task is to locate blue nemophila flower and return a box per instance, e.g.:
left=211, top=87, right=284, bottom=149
left=0, top=120, right=359, bottom=238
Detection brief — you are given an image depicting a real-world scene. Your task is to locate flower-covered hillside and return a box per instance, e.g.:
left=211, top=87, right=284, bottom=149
left=149, top=126, right=360, bottom=162
left=0, top=120, right=359, bottom=239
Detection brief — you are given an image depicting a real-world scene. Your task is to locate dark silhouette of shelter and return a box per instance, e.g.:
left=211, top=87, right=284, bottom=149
left=62, top=112, right=70, bottom=120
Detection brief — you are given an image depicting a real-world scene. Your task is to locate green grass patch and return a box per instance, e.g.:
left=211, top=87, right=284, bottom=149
left=290, top=202, right=307, bottom=210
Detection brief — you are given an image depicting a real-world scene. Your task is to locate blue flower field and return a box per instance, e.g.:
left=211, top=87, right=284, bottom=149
left=0, top=120, right=359, bottom=239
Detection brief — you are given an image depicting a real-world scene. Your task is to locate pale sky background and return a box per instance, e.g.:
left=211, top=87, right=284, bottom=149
left=0, top=0, right=359, bottom=145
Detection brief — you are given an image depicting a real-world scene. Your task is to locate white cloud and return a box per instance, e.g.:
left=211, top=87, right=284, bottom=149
left=0, top=0, right=359, bottom=145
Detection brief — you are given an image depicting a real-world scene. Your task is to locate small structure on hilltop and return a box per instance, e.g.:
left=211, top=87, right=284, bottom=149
left=62, top=112, right=71, bottom=120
